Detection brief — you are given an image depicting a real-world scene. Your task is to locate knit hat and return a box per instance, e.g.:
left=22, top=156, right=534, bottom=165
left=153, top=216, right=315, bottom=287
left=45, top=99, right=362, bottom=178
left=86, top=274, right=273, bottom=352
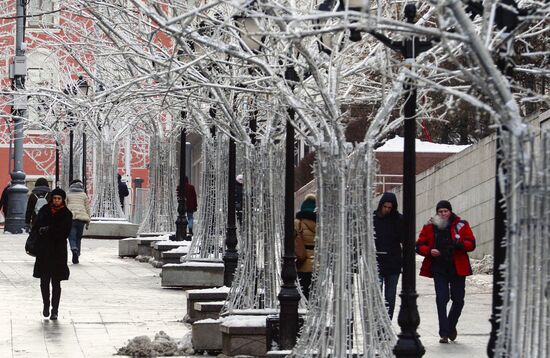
left=35, top=177, right=49, bottom=187
left=51, top=188, right=67, bottom=200
left=436, top=200, right=452, bottom=212
left=300, top=193, right=316, bottom=213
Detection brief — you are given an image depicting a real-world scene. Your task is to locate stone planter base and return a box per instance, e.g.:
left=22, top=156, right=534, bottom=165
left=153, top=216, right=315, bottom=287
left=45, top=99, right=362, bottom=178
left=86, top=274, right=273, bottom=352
left=192, top=319, right=222, bottom=354
left=83, top=219, right=139, bottom=239
left=160, top=260, right=224, bottom=288
left=185, top=286, right=230, bottom=323
left=118, top=238, right=139, bottom=257
left=221, top=315, right=268, bottom=357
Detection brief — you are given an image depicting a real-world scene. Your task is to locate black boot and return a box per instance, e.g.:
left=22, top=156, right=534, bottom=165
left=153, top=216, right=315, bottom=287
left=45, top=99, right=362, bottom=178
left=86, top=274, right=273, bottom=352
left=43, top=303, right=50, bottom=317
left=72, top=249, right=79, bottom=264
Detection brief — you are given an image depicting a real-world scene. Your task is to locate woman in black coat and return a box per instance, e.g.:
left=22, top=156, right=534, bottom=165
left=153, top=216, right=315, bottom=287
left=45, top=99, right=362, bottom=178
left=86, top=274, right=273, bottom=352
left=32, top=188, right=72, bottom=320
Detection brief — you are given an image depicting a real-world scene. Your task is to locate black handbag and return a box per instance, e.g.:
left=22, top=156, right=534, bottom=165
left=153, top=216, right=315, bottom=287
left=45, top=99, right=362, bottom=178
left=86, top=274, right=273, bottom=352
left=25, top=230, right=39, bottom=257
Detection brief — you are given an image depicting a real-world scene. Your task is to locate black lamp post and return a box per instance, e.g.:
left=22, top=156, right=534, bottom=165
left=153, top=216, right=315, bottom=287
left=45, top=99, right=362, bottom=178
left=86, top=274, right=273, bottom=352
left=278, top=95, right=300, bottom=350
left=55, top=140, right=60, bottom=188
left=221, top=15, right=264, bottom=286
left=175, top=121, right=188, bottom=242
left=65, top=75, right=89, bottom=184
left=362, top=5, right=434, bottom=356
left=236, top=13, right=300, bottom=347
left=319, top=2, right=434, bottom=355
left=223, top=131, right=238, bottom=286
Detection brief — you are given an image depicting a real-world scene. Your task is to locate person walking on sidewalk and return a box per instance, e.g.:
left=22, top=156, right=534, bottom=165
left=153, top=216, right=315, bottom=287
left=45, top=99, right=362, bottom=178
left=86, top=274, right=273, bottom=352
left=294, top=193, right=317, bottom=300
left=66, top=180, right=91, bottom=264
left=373, top=192, right=403, bottom=321
left=25, top=177, right=51, bottom=230
left=32, top=188, right=72, bottom=320
left=416, top=200, right=476, bottom=343
left=184, top=176, right=197, bottom=236
left=118, top=174, right=129, bottom=212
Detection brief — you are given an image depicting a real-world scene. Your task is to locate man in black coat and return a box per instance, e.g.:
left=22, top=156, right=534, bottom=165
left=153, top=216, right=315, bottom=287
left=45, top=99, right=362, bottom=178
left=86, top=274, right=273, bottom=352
left=118, top=174, right=129, bottom=211
left=373, top=192, right=404, bottom=320
left=33, top=188, right=72, bottom=320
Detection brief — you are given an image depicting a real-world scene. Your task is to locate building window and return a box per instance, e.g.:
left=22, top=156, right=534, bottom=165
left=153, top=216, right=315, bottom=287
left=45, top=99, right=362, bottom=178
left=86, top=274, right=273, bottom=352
left=27, top=0, right=57, bottom=28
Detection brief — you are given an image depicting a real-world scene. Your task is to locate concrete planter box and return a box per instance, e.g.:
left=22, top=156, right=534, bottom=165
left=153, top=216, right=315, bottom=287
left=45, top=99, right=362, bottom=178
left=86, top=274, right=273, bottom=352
left=83, top=219, right=139, bottom=239
left=136, top=238, right=163, bottom=257
left=152, top=241, right=190, bottom=262
left=118, top=238, right=139, bottom=257
left=220, top=315, right=268, bottom=357
left=160, top=250, right=187, bottom=264
left=192, top=319, right=222, bottom=354
left=185, top=287, right=230, bottom=323
left=161, top=260, right=224, bottom=288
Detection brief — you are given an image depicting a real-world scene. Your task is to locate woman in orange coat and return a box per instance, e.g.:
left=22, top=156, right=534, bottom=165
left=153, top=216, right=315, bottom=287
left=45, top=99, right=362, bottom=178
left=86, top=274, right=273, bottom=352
left=294, top=194, right=317, bottom=300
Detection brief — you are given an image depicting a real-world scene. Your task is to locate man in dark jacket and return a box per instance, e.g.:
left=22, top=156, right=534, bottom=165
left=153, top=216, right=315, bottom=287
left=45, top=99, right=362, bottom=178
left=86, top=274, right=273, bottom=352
left=26, top=177, right=51, bottom=229
left=184, top=176, right=197, bottom=236
left=118, top=174, right=129, bottom=211
left=416, top=200, right=476, bottom=343
left=373, top=192, right=403, bottom=320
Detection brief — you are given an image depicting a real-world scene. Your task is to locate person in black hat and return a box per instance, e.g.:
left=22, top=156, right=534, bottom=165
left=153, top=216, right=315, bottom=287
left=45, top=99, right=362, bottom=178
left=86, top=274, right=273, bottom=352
left=25, top=177, right=51, bottom=230
left=32, top=188, right=73, bottom=320
left=416, top=200, right=476, bottom=343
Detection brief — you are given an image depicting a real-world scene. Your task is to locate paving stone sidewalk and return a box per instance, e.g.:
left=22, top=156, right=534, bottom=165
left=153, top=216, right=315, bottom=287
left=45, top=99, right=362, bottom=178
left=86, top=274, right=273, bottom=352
left=0, top=233, right=190, bottom=358
left=0, top=232, right=492, bottom=357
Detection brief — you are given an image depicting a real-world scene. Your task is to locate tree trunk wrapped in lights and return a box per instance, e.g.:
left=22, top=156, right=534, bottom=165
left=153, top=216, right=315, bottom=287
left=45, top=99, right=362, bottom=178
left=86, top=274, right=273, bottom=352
left=290, top=143, right=395, bottom=357
left=494, top=128, right=550, bottom=357
left=223, top=140, right=285, bottom=312
left=138, top=135, right=177, bottom=234
left=91, top=138, right=125, bottom=218
left=184, top=132, right=228, bottom=260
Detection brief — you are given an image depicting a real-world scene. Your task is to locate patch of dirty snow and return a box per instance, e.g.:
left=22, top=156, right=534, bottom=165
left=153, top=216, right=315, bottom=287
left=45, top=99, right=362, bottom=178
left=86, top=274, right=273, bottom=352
left=116, top=331, right=194, bottom=357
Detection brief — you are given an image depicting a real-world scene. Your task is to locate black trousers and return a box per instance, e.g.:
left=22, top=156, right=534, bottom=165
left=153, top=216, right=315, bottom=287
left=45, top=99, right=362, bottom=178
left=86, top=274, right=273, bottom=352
left=298, top=272, right=312, bottom=300
left=40, top=276, right=61, bottom=313
left=433, top=273, right=465, bottom=337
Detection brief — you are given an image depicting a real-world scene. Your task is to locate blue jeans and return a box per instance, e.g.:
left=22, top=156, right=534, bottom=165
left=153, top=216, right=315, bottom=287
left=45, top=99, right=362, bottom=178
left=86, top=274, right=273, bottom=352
left=379, top=273, right=400, bottom=320
left=69, top=220, right=86, bottom=255
left=433, top=273, right=466, bottom=337
left=186, top=211, right=194, bottom=231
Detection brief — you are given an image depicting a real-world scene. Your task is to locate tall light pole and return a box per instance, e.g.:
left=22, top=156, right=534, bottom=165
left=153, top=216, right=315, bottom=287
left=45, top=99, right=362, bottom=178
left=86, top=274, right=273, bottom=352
left=175, top=122, right=188, bottom=241
left=5, top=0, right=29, bottom=233
left=66, top=75, right=89, bottom=184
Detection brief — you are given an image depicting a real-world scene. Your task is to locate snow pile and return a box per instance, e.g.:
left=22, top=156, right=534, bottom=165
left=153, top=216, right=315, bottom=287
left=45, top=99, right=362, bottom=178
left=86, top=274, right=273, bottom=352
left=471, top=255, right=493, bottom=275
left=221, top=315, right=267, bottom=328
left=116, top=331, right=193, bottom=357
left=165, top=245, right=189, bottom=254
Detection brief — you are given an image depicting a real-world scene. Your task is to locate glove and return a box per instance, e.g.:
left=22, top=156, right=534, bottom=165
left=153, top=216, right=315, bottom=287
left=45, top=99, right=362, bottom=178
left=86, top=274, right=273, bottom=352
left=85, top=223, right=89, bottom=230
left=453, top=242, right=464, bottom=250
left=38, top=226, right=49, bottom=235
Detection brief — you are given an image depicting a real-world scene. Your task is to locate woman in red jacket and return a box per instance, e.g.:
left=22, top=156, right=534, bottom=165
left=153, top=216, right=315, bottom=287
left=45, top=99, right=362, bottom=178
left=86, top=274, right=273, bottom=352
left=416, top=200, right=476, bottom=343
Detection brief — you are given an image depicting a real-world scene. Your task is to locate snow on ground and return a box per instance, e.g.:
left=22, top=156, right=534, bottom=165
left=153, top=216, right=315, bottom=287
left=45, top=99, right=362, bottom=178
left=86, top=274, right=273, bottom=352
left=375, top=136, right=471, bottom=153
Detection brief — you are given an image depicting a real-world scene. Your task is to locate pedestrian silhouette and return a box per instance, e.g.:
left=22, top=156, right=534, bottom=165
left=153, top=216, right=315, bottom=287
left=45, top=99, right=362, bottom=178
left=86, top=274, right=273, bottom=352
left=32, top=188, right=72, bottom=320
